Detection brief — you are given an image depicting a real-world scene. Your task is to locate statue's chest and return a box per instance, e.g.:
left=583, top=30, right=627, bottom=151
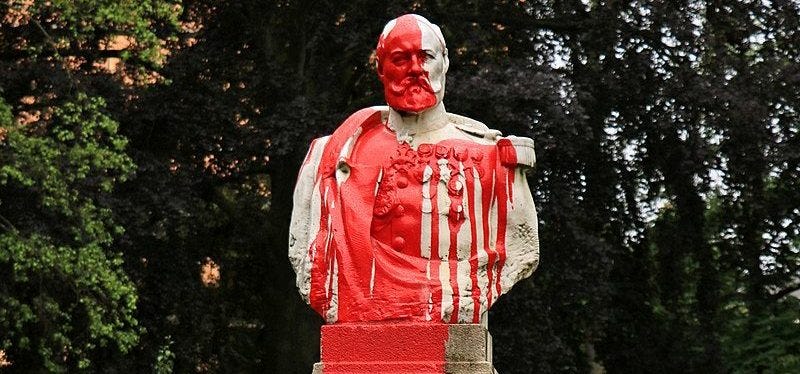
left=352, top=132, right=499, bottom=256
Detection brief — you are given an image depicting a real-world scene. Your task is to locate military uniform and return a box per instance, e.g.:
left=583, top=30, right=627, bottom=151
left=289, top=107, right=539, bottom=324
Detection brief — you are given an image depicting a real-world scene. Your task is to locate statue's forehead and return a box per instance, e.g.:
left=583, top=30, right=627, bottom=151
left=381, top=15, right=443, bottom=52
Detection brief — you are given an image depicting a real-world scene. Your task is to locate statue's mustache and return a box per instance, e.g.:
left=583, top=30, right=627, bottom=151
left=388, top=75, right=435, bottom=95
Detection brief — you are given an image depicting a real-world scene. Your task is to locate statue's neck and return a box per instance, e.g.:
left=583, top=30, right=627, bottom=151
left=387, top=102, right=448, bottom=142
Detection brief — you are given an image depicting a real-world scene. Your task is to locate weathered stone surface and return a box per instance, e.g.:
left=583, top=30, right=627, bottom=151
left=444, top=362, right=495, bottom=374
left=445, top=324, right=490, bottom=362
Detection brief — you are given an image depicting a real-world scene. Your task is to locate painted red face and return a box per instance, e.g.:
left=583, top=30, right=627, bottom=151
left=377, top=16, right=438, bottom=113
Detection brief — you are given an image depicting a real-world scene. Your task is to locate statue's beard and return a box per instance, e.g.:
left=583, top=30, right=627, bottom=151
left=384, top=75, right=437, bottom=113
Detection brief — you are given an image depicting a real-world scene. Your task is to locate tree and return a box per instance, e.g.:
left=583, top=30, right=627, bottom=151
left=1, top=0, right=179, bottom=371
left=0, top=94, right=138, bottom=371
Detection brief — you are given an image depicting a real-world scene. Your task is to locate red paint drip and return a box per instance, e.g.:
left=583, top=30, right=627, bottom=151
left=497, top=138, right=518, bottom=205
left=466, top=168, right=481, bottom=323
left=448, top=219, right=462, bottom=323
left=495, top=166, right=509, bottom=300
left=429, top=168, right=442, bottom=320
left=308, top=108, right=383, bottom=320
left=308, top=191, right=330, bottom=316
left=483, top=157, right=497, bottom=308
left=495, top=139, right=518, bottom=298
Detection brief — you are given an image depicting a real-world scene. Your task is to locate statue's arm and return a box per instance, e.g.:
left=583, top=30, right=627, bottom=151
left=288, top=136, right=330, bottom=302
left=499, top=136, right=540, bottom=294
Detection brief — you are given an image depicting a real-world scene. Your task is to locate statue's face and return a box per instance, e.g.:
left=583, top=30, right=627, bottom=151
left=377, top=15, right=448, bottom=114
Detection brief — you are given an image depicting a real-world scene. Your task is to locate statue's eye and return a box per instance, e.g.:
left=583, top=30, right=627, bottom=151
left=391, top=54, right=409, bottom=65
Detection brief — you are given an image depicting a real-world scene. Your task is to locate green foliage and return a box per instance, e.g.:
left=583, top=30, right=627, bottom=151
left=153, top=336, right=175, bottom=374
left=0, top=97, right=12, bottom=127
left=723, top=298, right=800, bottom=374
left=0, top=94, right=139, bottom=371
left=31, top=0, right=181, bottom=65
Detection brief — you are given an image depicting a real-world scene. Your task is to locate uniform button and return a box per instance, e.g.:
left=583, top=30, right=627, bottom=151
left=392, top=236, right=406, bottom=251
left=396, top=176, right=408, bottom=188
left=396, top=205, right=405, bottom=216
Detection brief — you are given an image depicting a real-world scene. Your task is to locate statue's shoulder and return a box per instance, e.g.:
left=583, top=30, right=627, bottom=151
left=309, top=106, right=387, bottom=169
left=447, top=113, right=536, bottom=168
left=447, top=113, right=501, bottom=141
left=341, top=106, right=389, bottom=129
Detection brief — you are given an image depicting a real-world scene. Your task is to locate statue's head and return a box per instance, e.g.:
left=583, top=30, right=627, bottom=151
left=376, top=14, right=449, bottom=114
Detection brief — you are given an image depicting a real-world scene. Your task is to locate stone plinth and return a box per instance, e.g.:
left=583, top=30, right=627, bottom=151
left=312, top=323, right=495, bottom=374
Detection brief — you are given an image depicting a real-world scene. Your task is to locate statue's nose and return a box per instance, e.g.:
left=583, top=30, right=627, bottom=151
left=409, top=55, right=425, bottom=75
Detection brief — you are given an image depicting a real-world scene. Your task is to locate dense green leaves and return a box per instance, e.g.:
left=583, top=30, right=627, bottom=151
left=0, top=95, right=138, bottom=371
left=28, top=0, right=180, bottom=65
left=723, top=298, right=800, bottom=373
left=0, top=0, right=179, bottom=369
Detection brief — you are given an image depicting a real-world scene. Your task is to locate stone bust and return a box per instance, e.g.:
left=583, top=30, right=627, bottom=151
left=289, top=14, right=539, bottom=324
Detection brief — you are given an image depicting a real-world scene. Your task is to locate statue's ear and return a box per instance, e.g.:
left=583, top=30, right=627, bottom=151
left=375, top=49, right=386, bottom=80
left=376, top=59, right=384, bottom=80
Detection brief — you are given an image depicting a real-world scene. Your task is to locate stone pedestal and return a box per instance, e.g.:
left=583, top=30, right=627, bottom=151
left=312, top=323, right=496, bottom=374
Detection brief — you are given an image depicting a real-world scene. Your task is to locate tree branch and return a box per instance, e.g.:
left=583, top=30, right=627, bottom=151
left=32, top=19, right=78, bottom=92
left=0, top=211, right=19, bottom=234
left=772, top=283, right=800, bottom=301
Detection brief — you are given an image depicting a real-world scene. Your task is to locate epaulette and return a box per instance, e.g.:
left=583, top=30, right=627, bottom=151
left=446, top=113, right=536, bottom=168
left=497, top=135, right=536, bottom=168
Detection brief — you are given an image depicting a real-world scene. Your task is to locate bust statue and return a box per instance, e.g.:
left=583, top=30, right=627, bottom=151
left=289, top=14, right=539, bottom=325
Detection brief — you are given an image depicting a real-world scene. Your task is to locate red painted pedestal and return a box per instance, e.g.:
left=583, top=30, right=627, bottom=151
left=312, top=323, right=495, bottom=374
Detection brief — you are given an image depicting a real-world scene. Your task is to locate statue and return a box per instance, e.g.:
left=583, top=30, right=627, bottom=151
left=289, top=14, right=539, bottom=326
